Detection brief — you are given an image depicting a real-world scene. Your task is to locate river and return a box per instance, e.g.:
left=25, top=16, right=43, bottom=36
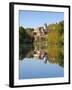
left=19, top=58, right=64, bottom=79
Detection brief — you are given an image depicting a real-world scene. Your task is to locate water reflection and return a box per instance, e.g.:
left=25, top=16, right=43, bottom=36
left=19, top=37, right=64, bottom=67
left=19, top=27, right=64, bottom=67
left=19, top=59, right=64, bottom=79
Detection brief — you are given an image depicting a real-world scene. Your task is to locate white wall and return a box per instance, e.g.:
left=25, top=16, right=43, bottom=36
left=0, top=0, right=72, bottom=89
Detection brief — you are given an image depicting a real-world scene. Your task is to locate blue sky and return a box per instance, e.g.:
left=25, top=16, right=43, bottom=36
left=19, top=10, right=64, bottom=28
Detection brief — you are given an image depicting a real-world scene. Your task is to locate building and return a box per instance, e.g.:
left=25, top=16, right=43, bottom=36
left=33, top=25, right=48, bottom=41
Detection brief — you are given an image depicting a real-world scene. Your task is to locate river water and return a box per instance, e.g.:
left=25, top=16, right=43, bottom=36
left=19, top=58, right=64, bottom=79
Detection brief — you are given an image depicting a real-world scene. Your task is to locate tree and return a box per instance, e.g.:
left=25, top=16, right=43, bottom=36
left=44, top=23, right=48, bottom=33
left=19, top=26, right=34, bottom=60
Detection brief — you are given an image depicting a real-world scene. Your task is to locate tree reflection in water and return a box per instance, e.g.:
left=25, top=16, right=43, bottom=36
left=19, top=21, right=64, bottom=67
left=20, top=39, right=64, bottom=67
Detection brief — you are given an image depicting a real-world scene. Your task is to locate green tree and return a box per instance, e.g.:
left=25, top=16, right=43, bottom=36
left=19, top=26, right=34, bottom=60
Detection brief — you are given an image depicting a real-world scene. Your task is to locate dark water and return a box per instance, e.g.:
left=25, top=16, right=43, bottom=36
left=19, top=58, right=64, bottom=79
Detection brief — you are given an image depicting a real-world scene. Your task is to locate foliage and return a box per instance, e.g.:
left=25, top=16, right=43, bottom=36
left=47, top=20, right=64, bottom=67
left=19, top=20, right=64, bottom=67
left=19, top=26, right=34, bottom=60
left=56, top=50, right=64, bottom=67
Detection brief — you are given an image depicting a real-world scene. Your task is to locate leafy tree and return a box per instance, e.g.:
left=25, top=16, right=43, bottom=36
left=19, top=26, right=34, bottom=60
left=56, top=51, right=64, bottom=67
